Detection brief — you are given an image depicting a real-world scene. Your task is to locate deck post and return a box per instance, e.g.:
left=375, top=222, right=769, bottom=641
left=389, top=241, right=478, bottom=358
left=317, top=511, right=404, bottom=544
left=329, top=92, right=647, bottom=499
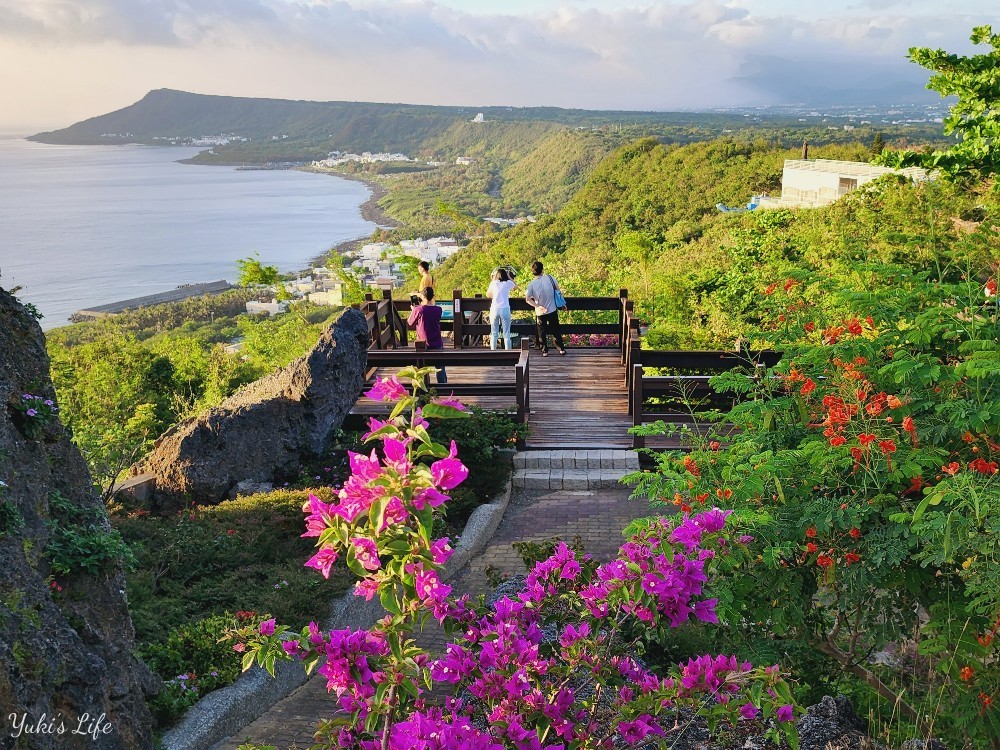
left=631, top=363, right=644, bottom=449
left=381, top=289, right=396, bottom=348
left=621, top=299, right=634, bottom=365
left=395, top=294, right=408, bottom=348
left=363, top=293, right=381, bottom=350
left=626, top=333, right=641, bottom=388
left=618, top=289, right=628, bottom=359
left=452, top=289, right=463, bottom=350
left=515, top=350, right=529, bottom=447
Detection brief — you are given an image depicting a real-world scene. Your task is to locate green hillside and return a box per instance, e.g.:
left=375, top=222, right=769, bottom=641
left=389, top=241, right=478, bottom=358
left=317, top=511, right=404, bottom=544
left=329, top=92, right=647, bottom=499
left=435, top=135, right=994, bottom=346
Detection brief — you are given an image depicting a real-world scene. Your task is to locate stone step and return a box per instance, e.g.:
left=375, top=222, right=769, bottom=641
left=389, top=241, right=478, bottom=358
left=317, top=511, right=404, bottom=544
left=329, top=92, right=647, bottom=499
left=512, top=467, right=633, bottom=491
left=513, top=449, right=640, bottom=471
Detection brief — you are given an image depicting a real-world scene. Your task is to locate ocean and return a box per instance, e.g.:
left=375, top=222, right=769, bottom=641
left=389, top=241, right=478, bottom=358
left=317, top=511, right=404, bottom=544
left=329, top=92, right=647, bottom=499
left=0, top=138, right=374, bottom=329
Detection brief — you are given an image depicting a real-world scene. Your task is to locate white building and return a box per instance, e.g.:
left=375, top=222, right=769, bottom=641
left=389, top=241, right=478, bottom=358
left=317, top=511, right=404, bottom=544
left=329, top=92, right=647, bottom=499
left=756, top=159, right=929, bottom=209
left=398, top=237, right=460, bottom=264
left=355, top=242, right=393, bottom=263
left=308, top=289, right=344, bottom=306
left=471, top=113, right=485, bottom=123
left=246, top=300, right=289, bottom=316
left=456, top=156, right=475, bottom=166
left=312, top=151, right=411, bottom=168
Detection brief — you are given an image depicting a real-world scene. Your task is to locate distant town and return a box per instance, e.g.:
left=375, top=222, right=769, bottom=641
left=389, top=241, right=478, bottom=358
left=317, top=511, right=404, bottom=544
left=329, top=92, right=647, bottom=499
left=239, top=236, right=462, bottom=320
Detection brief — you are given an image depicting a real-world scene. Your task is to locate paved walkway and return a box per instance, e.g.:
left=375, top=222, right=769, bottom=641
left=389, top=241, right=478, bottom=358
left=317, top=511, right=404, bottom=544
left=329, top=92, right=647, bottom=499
left=213, top=483, right=653, bottom=750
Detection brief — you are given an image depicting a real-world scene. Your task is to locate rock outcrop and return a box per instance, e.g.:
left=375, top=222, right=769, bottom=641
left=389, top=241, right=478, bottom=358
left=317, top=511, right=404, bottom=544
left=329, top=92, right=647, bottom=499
left=134, top=308, right=369, bottom=509
left=0, top=287, right=157, bottom=749
left=796, top=695, right=876, bottom=749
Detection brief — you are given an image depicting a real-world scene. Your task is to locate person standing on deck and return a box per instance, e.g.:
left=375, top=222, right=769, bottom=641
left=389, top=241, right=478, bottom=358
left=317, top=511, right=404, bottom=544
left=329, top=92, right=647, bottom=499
left=486, top=267, right=516, bottom=350
left=408, top=286, right=447, bottom=383
left=418, top=261, right=435, bottom=293
left=525, top=260, right=566, bottom=356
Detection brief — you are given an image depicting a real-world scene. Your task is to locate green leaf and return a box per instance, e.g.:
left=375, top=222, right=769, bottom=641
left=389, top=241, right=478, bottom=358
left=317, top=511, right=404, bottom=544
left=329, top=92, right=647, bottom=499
left=913, top=489, right=946, bottom=523
left=363, top=423, right=398, bottom=441
left=400, top=679, right=419, bottom=699
left=421, top=403, right=471, bottom=420
left=380, top=586, right=401, bottom=616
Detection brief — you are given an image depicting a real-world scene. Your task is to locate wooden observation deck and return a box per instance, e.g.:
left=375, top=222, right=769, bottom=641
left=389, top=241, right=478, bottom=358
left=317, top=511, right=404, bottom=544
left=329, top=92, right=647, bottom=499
left=352, top=288, right=780, bottom=451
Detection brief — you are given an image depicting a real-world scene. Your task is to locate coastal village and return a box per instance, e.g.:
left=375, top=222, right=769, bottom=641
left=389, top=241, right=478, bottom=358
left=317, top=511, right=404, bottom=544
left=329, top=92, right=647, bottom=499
left=71, top=235, right=462, bottom=321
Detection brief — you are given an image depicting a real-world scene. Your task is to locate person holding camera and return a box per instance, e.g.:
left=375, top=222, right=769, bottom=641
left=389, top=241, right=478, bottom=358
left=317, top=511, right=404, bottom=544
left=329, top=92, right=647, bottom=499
left=486, top=267, right=516, bottom=350
left=407, top=286, right=447, bottom=383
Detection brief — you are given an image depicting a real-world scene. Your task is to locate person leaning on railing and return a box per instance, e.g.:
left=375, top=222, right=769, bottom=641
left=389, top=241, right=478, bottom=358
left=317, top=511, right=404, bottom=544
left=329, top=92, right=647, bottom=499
left=407, top=286, right=447, bottom=383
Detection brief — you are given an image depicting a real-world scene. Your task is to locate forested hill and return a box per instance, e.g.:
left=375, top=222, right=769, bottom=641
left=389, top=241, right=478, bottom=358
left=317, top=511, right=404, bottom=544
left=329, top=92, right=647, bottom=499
left=29, top=89, right=459, bottom=150
left=29, top=88, right=909, bottom=156
left=435, top=135, right=995, bottom=348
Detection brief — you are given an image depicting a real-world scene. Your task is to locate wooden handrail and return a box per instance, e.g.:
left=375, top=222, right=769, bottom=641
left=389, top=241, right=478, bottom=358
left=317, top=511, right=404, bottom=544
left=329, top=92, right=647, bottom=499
left=629, top=348, right=783, bottom=450
left=357, top=289, right=409, bottom=350
left=363, top=348, right=528, bottom=433
left=452, top=288, right=631, bottom=351
left=366, top=350, right=522, bottom=367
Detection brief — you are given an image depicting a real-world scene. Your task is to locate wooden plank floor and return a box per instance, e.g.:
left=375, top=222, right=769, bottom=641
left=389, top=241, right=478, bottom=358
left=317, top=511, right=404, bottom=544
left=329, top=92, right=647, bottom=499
left=525, top=349, right=632, bottom=449
left=352, top=347, right=634, bottom=449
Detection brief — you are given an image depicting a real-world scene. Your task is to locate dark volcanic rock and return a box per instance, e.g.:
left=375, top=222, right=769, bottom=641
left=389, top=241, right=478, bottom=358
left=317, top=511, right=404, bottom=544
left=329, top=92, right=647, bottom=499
left=134, top=308, right=368, bottom=508
left=0, top=287, right=157, bottom=749
left=797, top=695, right=875, bottom=750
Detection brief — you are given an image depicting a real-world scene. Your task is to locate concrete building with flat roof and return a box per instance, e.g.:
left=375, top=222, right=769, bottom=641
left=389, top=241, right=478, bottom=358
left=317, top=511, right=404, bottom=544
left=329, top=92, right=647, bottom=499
left=756, top=159, right=929, bottom=209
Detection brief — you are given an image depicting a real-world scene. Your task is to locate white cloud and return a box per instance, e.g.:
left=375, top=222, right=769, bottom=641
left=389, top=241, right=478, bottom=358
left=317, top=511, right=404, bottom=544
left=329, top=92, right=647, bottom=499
left=0, top=0, right=992, bottom=128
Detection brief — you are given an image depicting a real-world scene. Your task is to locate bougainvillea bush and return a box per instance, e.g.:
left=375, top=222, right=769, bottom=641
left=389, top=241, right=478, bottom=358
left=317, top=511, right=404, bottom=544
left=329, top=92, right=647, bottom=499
left=630, top=266, right=999, bottom=746
left=237, top=367, right=800, bottom=750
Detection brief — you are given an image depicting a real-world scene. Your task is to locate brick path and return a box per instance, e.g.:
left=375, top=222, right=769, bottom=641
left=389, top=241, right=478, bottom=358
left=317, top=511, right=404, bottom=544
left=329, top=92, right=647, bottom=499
left=213, top=483, right=652, bottom=750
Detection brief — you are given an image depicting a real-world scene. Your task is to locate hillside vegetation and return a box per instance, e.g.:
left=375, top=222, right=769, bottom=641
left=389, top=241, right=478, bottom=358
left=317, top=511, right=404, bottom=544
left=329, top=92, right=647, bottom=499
left=31, top=88, right=948, bottom=239
left=32, top=88, right=920, bottom=151
left=434, top=136, right=995, bottom=346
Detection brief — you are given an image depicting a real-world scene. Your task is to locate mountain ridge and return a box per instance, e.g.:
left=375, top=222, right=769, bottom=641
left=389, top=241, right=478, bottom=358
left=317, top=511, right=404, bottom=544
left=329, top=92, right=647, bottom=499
left=31, top=88, right=926, bottom=153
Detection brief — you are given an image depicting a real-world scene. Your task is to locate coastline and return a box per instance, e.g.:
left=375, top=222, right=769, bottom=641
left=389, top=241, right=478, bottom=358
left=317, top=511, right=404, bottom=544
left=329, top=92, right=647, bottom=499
left=300, top=167, right=402, bottom=266
left=173, top=155, right=401, bottom=257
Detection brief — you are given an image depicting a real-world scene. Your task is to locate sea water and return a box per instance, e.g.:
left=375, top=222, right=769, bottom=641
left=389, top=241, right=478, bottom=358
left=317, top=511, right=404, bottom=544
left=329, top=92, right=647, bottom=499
left=0, top=138, right=374, bottom=329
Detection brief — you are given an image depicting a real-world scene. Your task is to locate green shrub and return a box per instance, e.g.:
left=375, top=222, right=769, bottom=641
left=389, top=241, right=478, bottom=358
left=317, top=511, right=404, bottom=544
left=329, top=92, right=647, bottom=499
left=44, top=492, right=134, bottom=576
left=117, top=490, right=349, bottom=649
left=428, top=406, right=523, bottom=497
left=115, top=489, right=354, bottom=727
left=143, top=611, right=248, bottom=725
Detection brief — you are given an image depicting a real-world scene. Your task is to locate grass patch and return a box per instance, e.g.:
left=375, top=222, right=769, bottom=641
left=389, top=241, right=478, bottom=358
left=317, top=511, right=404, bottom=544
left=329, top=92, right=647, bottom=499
left=115, top=488, right=353, bottom=727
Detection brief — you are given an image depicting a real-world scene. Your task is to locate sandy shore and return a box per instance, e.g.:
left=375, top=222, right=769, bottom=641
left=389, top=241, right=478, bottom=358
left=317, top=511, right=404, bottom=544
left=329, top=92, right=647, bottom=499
left=299, top=168, right=403, bottom=267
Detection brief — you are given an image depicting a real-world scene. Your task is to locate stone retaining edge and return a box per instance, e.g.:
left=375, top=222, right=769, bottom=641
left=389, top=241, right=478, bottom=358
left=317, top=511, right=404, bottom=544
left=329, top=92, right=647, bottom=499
left=162, top=470, right=515, bottom=750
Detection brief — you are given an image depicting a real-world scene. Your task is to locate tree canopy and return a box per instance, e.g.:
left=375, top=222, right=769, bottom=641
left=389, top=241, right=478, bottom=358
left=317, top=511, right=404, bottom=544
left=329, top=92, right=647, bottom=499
left=236, top=253, right=281, bottom=287
left=879, top=25, right=1000, bottom=178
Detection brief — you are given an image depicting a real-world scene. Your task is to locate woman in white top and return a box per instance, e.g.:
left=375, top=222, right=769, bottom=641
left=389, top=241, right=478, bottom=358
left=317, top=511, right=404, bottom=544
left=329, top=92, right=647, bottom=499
left=486, top=268, right=516, bottom=350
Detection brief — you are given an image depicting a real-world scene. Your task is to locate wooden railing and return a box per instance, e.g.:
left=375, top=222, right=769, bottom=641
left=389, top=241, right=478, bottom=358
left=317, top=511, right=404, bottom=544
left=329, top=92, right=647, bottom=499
left=629, top=349, right=782, bottom=449
left=364, top=346, right=530, bottom=428
left=355, top=290, right=408, bottom=350
left=451, top=289, right=630, bottom=353
left=353, top=286, right=785, bottom=452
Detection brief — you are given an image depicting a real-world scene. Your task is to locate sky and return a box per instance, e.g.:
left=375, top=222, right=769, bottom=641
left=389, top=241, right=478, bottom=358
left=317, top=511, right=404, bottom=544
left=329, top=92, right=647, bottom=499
left=0, top=0, right=996, bottom=131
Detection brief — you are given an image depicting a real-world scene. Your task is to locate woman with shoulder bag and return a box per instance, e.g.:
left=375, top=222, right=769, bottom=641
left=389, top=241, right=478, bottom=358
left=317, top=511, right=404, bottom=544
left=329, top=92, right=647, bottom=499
left=524, top=260, right=566, bottom=356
